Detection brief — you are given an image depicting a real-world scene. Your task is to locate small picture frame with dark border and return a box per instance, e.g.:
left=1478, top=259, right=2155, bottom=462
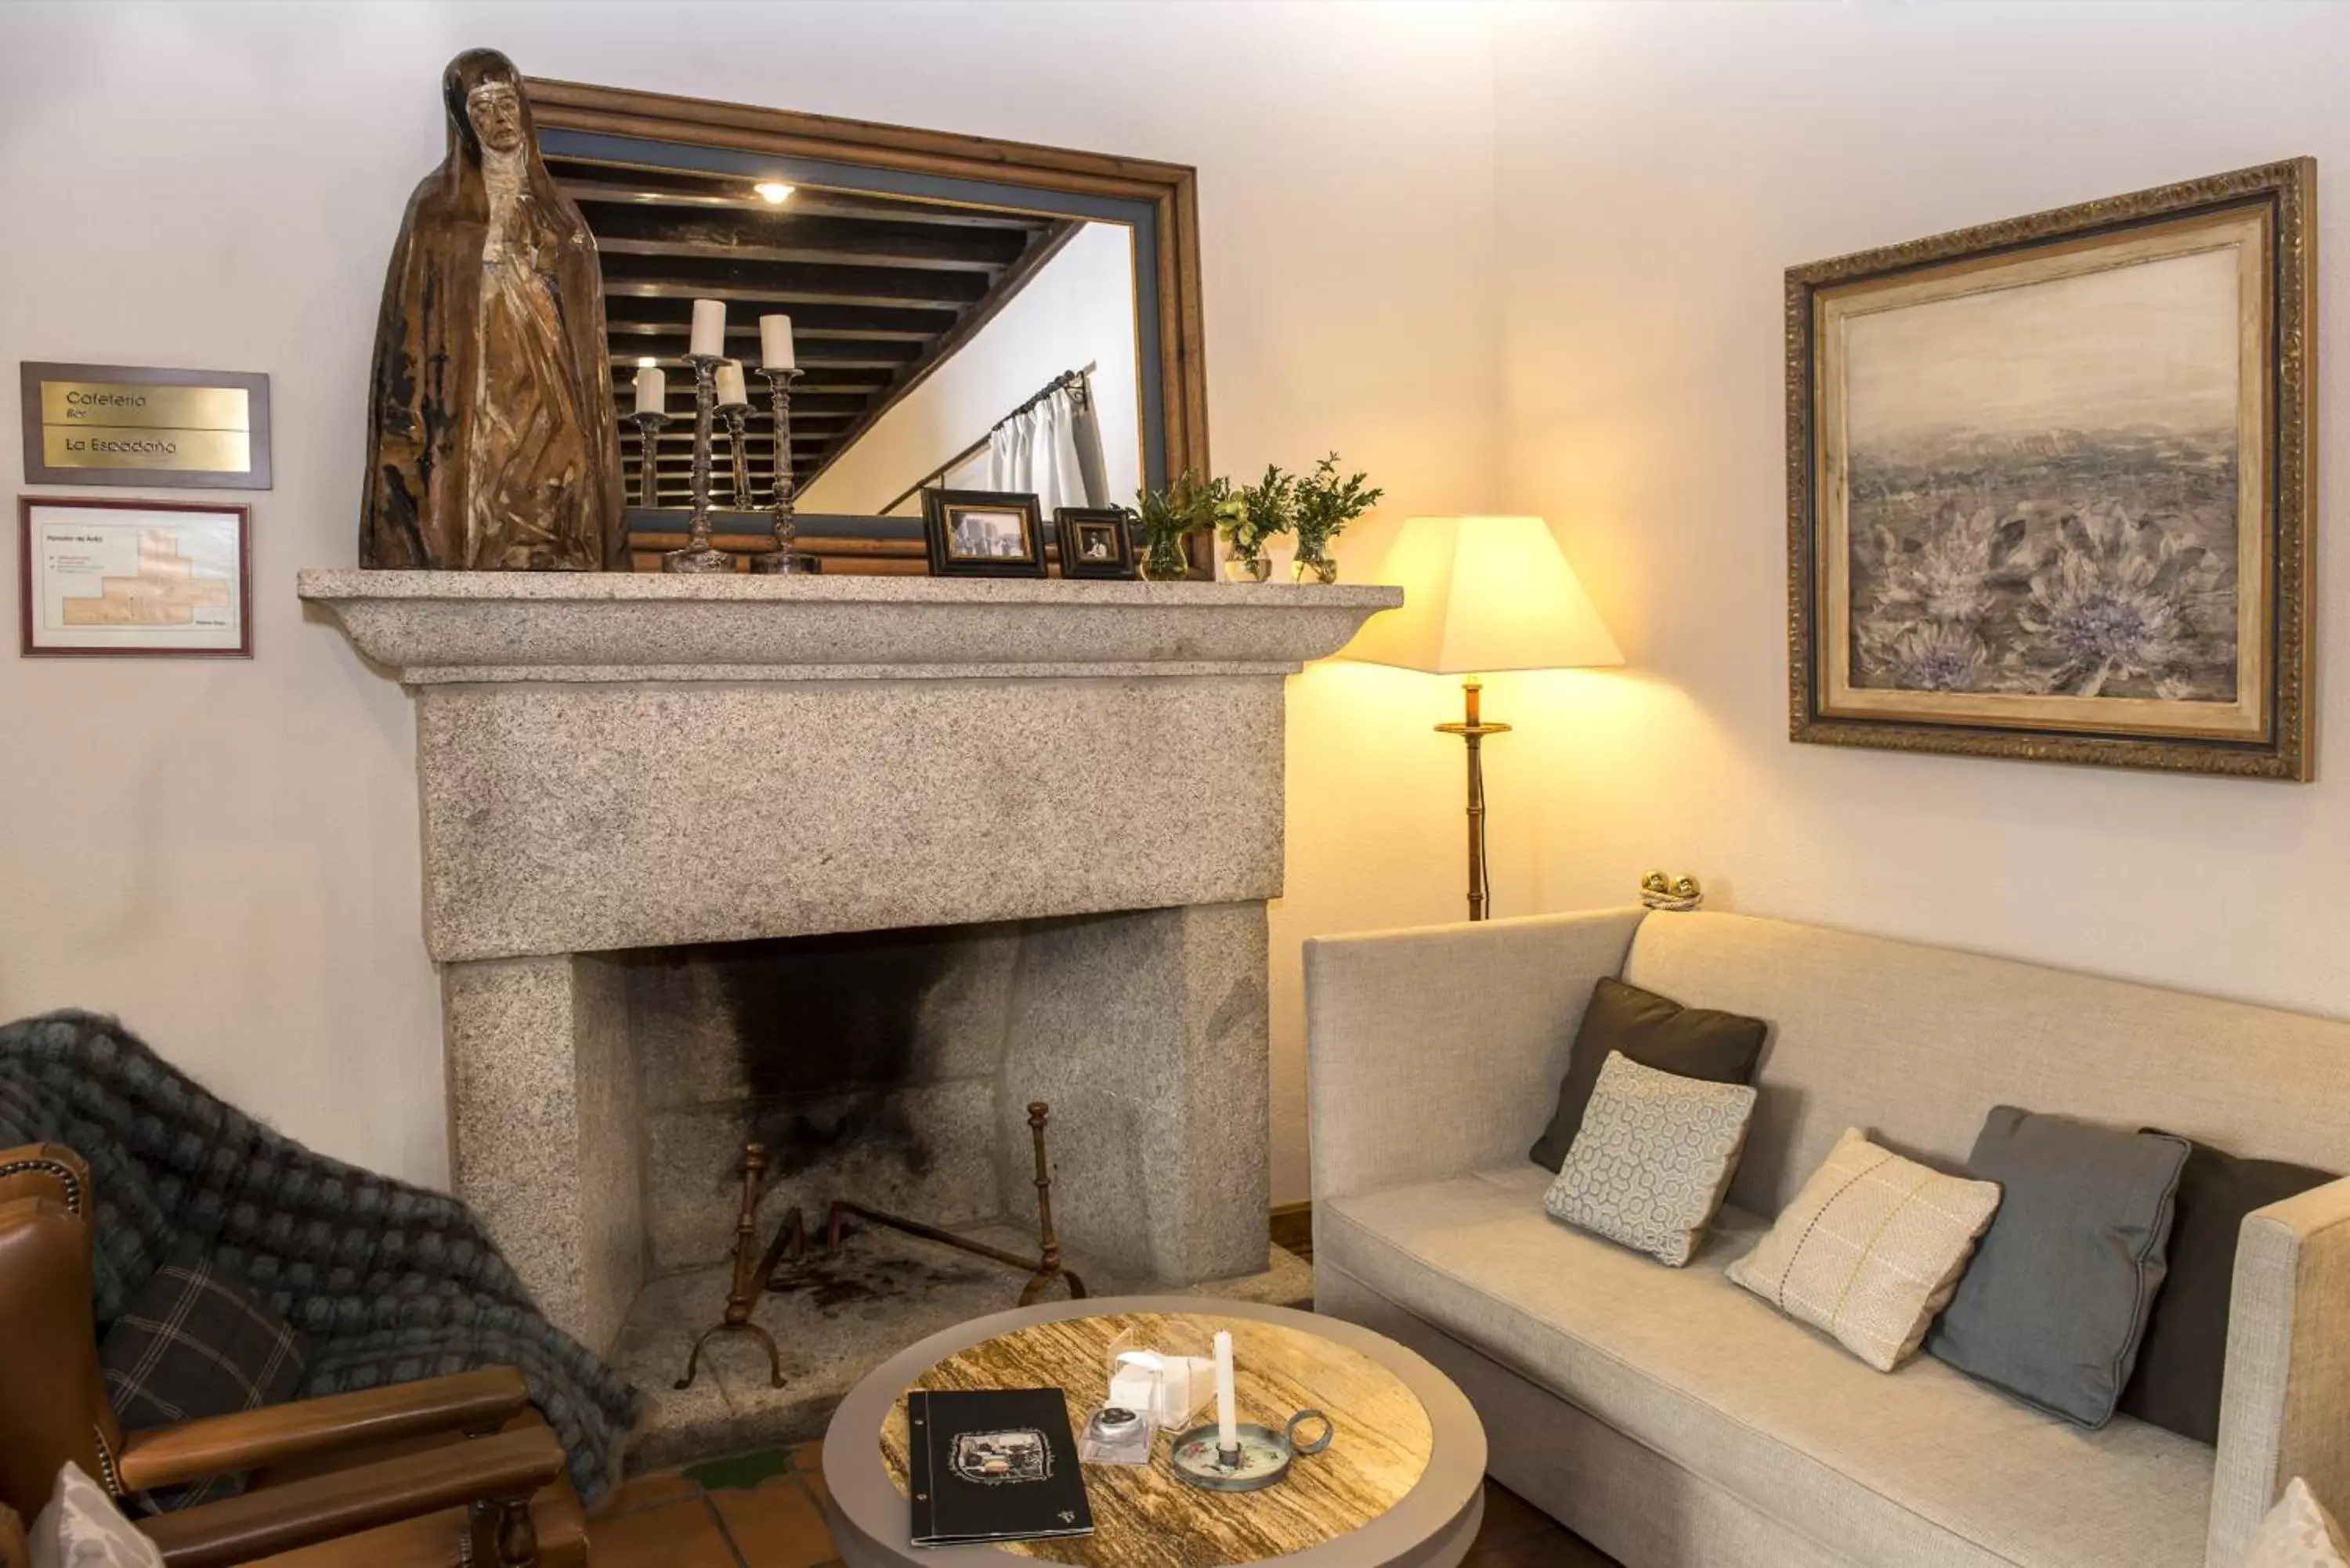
left=922, top=489, right=1047, bottom=577
left=1054, top=508, right=1137, bottom=579
left=19, top=495, right=251, bottom=659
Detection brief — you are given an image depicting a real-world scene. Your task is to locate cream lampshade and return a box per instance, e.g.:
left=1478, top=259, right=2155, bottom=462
left=1347, top=515, right=1623, bottom=920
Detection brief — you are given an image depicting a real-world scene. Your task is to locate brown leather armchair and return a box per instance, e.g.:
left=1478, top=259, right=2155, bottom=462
left=0, top=1144, right=588, bottom=1567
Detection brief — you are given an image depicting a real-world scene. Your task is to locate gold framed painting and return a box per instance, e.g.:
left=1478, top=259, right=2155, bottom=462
left=1788, top=159, right=2315, bottom=779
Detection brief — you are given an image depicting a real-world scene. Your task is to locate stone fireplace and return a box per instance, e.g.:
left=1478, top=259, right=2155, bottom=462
left=299, top=573, right=1398, bottom=1377
left=620, top=905, right=1271, bottom=1292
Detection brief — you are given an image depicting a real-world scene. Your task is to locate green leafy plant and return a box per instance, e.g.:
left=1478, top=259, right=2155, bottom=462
left=1222, top=464, right=1297, bottom=562
left=1290, top=452, right=1384, bottom=563
left=1134, top=469, right=1227, bottom=578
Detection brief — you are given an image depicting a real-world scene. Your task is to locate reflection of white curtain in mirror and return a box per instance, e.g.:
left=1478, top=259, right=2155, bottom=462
left=989, top=375, right=1108, bottom=511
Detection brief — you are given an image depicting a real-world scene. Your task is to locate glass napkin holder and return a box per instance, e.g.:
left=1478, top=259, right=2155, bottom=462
left=1104, top=1324, right=1217, bottom=1429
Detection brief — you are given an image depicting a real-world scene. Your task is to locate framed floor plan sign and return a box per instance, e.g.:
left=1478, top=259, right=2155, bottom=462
left=1788, top=159, right=2315, bottom=779
left=18, top=496, right=251, bottom=657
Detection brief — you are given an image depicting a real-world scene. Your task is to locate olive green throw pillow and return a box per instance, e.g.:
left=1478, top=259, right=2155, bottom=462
left=1530, top=977, right=1768, bottom=1172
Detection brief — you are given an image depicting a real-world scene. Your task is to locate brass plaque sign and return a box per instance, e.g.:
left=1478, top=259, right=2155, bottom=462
left=21, top=363, right=271, bottom=490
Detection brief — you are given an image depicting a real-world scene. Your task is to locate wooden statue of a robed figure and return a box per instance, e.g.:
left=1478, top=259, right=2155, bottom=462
left=361, top=49, right=624, bottom=570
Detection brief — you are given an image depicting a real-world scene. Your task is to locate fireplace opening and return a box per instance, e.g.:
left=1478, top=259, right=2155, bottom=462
left=623, top=920, right=1025, bottom=1277
left=598, top=901, right=1296, bottom=1465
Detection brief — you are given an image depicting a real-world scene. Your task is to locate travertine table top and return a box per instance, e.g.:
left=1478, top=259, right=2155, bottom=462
left=826, top=1298, right=1485, bottom=1568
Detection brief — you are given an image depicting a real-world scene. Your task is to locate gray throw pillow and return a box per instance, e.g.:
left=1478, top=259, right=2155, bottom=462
left=1925, top=1107, right=2189, bottom=1428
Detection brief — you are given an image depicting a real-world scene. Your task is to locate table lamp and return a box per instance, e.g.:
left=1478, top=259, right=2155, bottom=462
left=1346, top=515, right=1623, bottom=921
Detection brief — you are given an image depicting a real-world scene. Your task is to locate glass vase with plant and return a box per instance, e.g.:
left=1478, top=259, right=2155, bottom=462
left=1221, top=464, right=1295, bottom=582
left=1134, top=470, right=1222, bottom=580
left=1289, top=452, right=1384, bottom=583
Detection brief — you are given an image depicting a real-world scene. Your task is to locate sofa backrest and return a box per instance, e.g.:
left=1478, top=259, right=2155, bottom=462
left=1622, top=911, right=2350, bottom=1219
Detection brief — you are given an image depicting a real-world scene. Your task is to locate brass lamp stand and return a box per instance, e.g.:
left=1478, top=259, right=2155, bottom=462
left=1436, top=675, right=1508, bottom=921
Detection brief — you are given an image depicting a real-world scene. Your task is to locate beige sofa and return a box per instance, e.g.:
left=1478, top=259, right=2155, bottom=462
left=1305, top=909, right=2350, bottom=1568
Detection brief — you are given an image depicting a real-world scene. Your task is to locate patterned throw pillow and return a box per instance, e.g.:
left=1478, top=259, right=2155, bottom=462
left=1542, top=1052, right=1758, bottom=1266
left=99, top=1242, right=306, bottom=1511
left=30, top=1461, right=165, bottom=1568
left=1726, top=1128, right=2001, bottom=1372
left=2243, top=1479, right=2350, bottom=1568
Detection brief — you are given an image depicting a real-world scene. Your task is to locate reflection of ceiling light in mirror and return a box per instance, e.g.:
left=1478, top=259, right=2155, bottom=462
left=754, top=181, right=794, bottom=204
left=635, top=356, right=658, bottom=369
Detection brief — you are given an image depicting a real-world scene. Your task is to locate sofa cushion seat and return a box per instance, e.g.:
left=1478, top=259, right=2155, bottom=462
left=1321, top=1166, right=2214, bottom=1568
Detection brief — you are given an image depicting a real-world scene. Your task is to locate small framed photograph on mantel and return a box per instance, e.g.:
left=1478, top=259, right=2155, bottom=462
left=17, top=495, right=251, bottom=658
left=921, top=488, right=1047, bottom=578
left=1054, top=508, right=1137, bottom=580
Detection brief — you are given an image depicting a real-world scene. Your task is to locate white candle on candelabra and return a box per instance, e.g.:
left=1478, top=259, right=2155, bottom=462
left=759, top=313, right=796, bottom=371
left=1213, top=1330, right=1238, bottom=1454
left=631, top=366, right=666, bottom=417
left=689, top=298, right=726, bottom=359
left=714, top=359, right=748, bottom=407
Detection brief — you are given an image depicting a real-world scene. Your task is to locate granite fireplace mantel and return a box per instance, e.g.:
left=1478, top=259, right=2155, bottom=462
left=299, top=573, right=1399, bottom=961
left=300, top=570, right=1399, bottom=1354
left=297, top=571, right=1397, bottom=685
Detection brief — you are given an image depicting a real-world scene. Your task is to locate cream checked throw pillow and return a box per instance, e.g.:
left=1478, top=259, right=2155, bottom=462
left=2242, top=1479, right=2350, bottom=1568
left=1727, top=1127, right=2002, bottom=1371
left=1543, top=1051, right=1758, bottom=1266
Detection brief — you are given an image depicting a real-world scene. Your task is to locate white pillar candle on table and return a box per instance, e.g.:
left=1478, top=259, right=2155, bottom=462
left=1213, top=1329, right=1238, bottom=1452
left=714, top=359, right=748, bottom=407
left=760, top=313, right=796, bottom=371
left=689, top=298, right=726, bottom=358
left=631, top=366, right=666, bottom=417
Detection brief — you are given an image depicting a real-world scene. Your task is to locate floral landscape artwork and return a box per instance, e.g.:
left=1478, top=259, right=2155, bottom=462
left=1842, top=246, right=2243, bottom=706
left=1788, top=160, right=2314, bottom=779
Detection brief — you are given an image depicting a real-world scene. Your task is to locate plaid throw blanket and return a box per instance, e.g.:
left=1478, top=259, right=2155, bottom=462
left=0, top=1010, right=641, bottom=1502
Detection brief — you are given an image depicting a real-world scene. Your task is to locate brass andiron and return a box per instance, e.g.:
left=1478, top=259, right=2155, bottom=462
left=674, top=1142, right=789, bottom=1391
left=818, top=1100, right=1086, bottom=1306
left=663, top=352, right=732, bottom=574
left=1436, top=676, right=1510, bottom=920
left=752, top=365, right=819, bottom=574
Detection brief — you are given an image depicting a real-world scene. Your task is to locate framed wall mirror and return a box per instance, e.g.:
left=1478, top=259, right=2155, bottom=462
left=525, top=78, right=1208, bottom=574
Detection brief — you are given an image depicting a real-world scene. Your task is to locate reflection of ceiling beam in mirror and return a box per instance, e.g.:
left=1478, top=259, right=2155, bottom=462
left=590, top=217, right=1032, bottom=273
left=562, top=147, right=1090, bottom=482
left=795, top=221, right=1079, bottom=490
left=551, top=162, right=1066, bottom=229
left=604, top=277, right=982, bottom=313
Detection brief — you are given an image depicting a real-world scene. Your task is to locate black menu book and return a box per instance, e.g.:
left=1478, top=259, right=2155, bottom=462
left=906, top=1388, right=1094, bottom=1549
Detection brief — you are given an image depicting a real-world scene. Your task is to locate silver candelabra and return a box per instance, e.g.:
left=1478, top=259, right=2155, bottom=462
left=628, top=410, right=669, bottom=509
left=663, top=352, right=732, bottom=574
left=752, top=366, right=819, bottom=575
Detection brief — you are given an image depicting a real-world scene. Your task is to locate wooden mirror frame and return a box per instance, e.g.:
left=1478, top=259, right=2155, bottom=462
left=524, top=78, right=1212, bottom=573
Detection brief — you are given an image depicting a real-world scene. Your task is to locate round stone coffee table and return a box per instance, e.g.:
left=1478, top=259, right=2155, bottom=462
left=822, top=1297, right=1487, bottom=1568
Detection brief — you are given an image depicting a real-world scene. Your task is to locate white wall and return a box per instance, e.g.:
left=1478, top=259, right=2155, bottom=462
left=1491, top=2, right=2350, bottom=1023
left=24, top=1, right=2328, bottom=1212
left=799, top=222, right=1143, bottom=516
left=0, top=1, right=1501, bottom=1198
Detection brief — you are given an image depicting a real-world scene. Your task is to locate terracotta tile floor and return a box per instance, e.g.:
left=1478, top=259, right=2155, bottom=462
left=590, top=1439, right=1618, bottom=1568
